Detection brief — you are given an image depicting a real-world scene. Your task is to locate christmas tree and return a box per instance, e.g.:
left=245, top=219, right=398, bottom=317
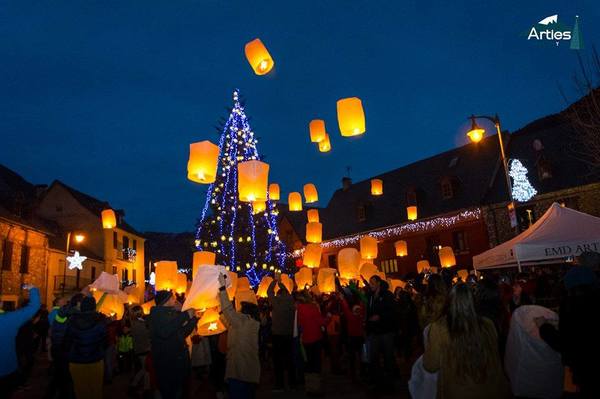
left=509, top=159, right=537, bottom=202
left=194, top=90, right=290, bottom=286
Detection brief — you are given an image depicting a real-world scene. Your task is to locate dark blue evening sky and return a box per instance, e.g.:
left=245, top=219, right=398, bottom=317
left=1, top=1, right=598, bottom=232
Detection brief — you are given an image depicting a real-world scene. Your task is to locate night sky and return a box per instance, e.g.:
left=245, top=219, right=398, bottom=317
left=1, top=1, right=598, bottom=232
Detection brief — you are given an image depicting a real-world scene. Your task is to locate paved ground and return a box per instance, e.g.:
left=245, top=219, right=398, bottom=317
left=13, top=351, right=413, bottom=399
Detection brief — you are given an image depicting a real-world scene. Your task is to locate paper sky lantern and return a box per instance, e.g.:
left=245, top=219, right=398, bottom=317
left=187, top=141, right=220, bottom=184
left=309, top=119, right=327, bottom=143
left=374, top=271, right=386, bottom=281
left=90, top=271, right=120, bottom=293
left=307, top=209, right=319, bottom=223
left=280, top=274, right=294, bottom=294
left=394, top=240, right=408, bottom=257
left=235, top=289, right=258, bottom=311
left=257, top=276, right=274, bottom=298
left=338, top=248, right=361, bottom=280
left=237, top=277, right=251, bottom=292
left=252, top=201, right=266, bottom=215
left=154, top=261, right=178, bottom=291
left=317, top=268, right=337, bottom=294
left=306, top=222, right=322, bottom=244
left=439, top=246, right=456, bottom=268
left=288, top=192, right=303, bottom=211
left=388, top=279, right=406, bottom=294
left=96, top=292, right=125, bottom=320
left=416, top=259, right=430, bottom=273
left=193, top=251, right=216, bottom=279
left=360, top=235, right=378, bottom=260
left=337, top=97, right=365, bottom=137
left=457, top=269, right=468, bottom=281
left=268, top=183, right=280, bottom=201
left=175, top=272, right=188, bottom=294
left=295, top=267, right=313, bottom=289
left=226, top=271, right=238, bottom=300
left=318, top=134, right=331, bottom=152
left=238, top=160, right=269, bottom=202
left=371, top=179, right=383, bottom=196
left=360, top=262, right=378, bottom=282
left=303, top=243, right=322, bottom=268
left=197, top=308, right=227, bottom=336
left=183, top=265, right=230, bottom=310
left=407, top=206, right=418, bottom=221
left=124, top=285, right=144, bottom=305
left=101, top=209, right=116, bottom=229
left=244, top=38, right=274, bottom=75
left=303, top=183, right=318, bottom=203
left=141, top=300, right=155, bottom=315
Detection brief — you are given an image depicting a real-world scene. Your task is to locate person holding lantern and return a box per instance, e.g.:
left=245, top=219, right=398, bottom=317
left=147, top=290, right=198, bottom=399
left=217, top=272, right=260, bottom=399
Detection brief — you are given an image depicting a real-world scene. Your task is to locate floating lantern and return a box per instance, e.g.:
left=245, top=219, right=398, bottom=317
left=360, top=262, right=378, bottom=282
left=124, top=285, right=144, bottom=305
left=96, top=293, right=125, bottom=320
left=388, top=279, right=406, bottom=294
left=237, top=277, right=251, bottom=292
left=141, top=300, right=155, bottom=315
left=288, top=192, right=303, bottom=211
left=187, top=141, right=220, bottom=184
left=318, top=134, right=331, bottom=152
left=317, top=268, right=337, bottom=294
left=183, top=265, right=229, bottom=310
left=268, top=183, right=280, bottom=201
left=337, top=97, right=366, bottom=137
left=175, top=273, right=188, bottom=294
left=244, top=38, right=274, bottom=75
left=338, top=248, right=361, bottom=280
left=371, top=179, right=383, bottom=196
left=394, top=240, right=408, bottom=257
left=192, top=251, right=216, bottom=279
left=280, top=274, right=294, bottom=294
left=101, top=209, right=116, bottom=229
left=306, top=222, right=322, bottom=244
left=294, top=267, right=313, bottom=289
left=360, top=235, right=378, bottom=260
left=226, top=271, right=238, bottom=300
left=197, top=308, right=227, bottom=336
left=407, top=206, right=418, bottom=221
left=309, top=119, right=327, bottom=143
left=416, top=260, right=430, bottom=273
left=257, top=276, right=274, bottom=298
left=154, top=261, right=178, bottom=291
left=303, top=243, right=322, bottom=268
left=303, top=183, right=318, bottom=203
left=238, top=160, right=269, bottom=202
left=457, top=269, right=468, bottom=281
left=439, top=246, right=456, bottom=268
left=307, top=209, right=319, bottom=223
left=235, top=289, right=258, bottom=311
left=252, top=201, right=266, bottom=215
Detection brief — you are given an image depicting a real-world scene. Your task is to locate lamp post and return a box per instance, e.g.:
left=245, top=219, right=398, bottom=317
left=466, top=114, right=518, bottom=231
left=62, top=231, right=85, bottom=295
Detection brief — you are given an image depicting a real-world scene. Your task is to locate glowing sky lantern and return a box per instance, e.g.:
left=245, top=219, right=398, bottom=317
left=317, top=268, right=337, bottom=294
left=303, top=243, right=322, bottom=268
left=101, top=209, right=116, bottom=229
left=244, top=38, right=274, bottom=75
left=337, top=97, right=366, bottom=137
left=187, top=141, right=220, bottom=184
left=237, top=277, right=251, bottom=292
left=192, top=251, right=216, bottom=279
left=307, top=209, right=319, bottom=223
left=457, top=269, right=468, bottom=281
left=238, top=160, right=269, bottom=202
left=279, top=274, right=294, bottom=294
left=197, top=308, right=227, bottom=336
left=268, top=183, right=280, bottom=201
left=252, top=200, right=266, bottom=215
left=309, top=119, right=327, bottom=143
left=288, top=192, right=303, bottom=211
left=371, top=179, right=383, bottom=196
left=226, top=271, right=238, bottom=300
left=294, top=267, right=313, bottom=289
left=318, top=134, right=331, bottom=152
left=257, top=276, right=274, bottom=298
left=360, top=262, right=378, bottom=282
left=439, top=246, right=457, bottom=268
left=360, top=235, right=378, bottom=260
left=407, top=206, right=418, bottom=221
left=337, top=248, right=361, bottom=280
left=394, top=240, right=408, bottom=257
left=174, top=272, right=188, bottom=294
left=154, top=261, right=178, bottom=291
left=305, top=222, right=322, bottom=244
left=303, top=183, right=318, bottom=203
left=416, top=259, right=431, bottom=273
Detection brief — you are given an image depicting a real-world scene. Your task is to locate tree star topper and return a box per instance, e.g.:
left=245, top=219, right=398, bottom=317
left=67, top=251, right=87, bottom=270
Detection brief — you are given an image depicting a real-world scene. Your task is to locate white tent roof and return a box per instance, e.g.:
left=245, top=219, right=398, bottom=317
left=473, top=203, right=600, bottom=270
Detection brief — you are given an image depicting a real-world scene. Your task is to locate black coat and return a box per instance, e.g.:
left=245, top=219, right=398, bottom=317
left=366, top=289, right=398, bottom=335
left=147, top=306, right=197, bottom=370
left=64, top=311, right=107, bottom=364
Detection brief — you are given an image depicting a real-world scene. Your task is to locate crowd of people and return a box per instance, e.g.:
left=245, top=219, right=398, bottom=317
left=1, top=251, right=599, bottom=399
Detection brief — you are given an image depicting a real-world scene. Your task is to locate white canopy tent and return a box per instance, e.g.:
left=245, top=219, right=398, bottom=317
left=473, top=203, right=600, bottom=271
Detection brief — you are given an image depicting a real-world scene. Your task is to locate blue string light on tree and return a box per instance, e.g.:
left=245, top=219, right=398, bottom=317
left=509, top=159, right=537, bottom=202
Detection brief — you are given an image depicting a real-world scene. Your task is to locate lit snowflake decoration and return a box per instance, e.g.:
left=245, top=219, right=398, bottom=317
left=509, top=159, right=537, bottom=202
left=149, top=272, right=156, bottom=286
left=67, top=251, right=87, bottom=270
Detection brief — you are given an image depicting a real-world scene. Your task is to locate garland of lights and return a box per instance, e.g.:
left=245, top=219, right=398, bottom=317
left=194, top=90, right=289, bottom=286
left=509, top=159, right=537, bottom=202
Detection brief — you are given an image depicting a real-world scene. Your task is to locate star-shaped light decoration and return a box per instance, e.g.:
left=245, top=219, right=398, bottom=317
left=67, top=251, right=87, bottom=270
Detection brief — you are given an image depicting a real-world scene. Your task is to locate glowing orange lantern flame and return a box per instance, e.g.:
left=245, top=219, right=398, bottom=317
left=307, top=209, right=319, bottom=223
left=439, top=246, right=456, bottom=268
left=303, top=183, right=318, bottom=203
left=371, top=179, right=383, bottom=196
left=318, top=134, right=331, bottom=152
left=360, top=235, right=378, bottom=260
left=244, top=38, right=274, bottom=75
left=238, top=160, right=269, bottom=202
left=394, top=240, right=407, bottom=257
left=407, top=206, right=418, bottom=221
left=268, top=183, right=280, bottom=201
left=337, top=97, right=366, bottom=137
left=309, top=119, right=327, bottom=143
left=187, top=141, right=220, bottom=184
left=288, top=192, right=303, bottom=211
left=101, top=209, right=116, bottom=229
left=305, top=222, right=322, bottom=244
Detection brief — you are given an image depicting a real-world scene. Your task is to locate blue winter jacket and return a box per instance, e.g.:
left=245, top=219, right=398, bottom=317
left=0, top=288, right=40, bottom=377
left=64, top=311, right=107, bottom=364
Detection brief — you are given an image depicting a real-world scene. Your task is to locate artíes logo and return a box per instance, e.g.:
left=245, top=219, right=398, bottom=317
left=526, top=14, right=583, bottom=50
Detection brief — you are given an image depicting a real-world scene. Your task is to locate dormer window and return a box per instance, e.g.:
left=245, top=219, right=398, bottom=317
left=357, top=203, right=367, bottom=222
left=440, top=177, right=458, bottom=200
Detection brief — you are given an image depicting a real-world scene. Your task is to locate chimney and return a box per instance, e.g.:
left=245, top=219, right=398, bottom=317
left=342, top=177, right=352, bottom=191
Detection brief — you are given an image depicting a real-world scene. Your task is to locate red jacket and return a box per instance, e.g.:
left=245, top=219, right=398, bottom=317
left=341, top=299, right=365, bottom=337
left=297, top=303, right=325, bottom=344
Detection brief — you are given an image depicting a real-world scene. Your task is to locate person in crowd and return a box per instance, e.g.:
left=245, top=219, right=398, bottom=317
left=217, top=273, right=260, bottom=399
left=64, top=295, right=108, bottom=399
left=337, top=289, right=365, bottom=382
left=266, top=273, right=296, bottom=391
left=15, top=308, right=38, bottom=390
left=323, top=294, right=343, bottom=375
left=423, top=283, right=511, bottom=398
left=297, top=289, right=326, bottom=395
left=35, top=305, right=50, bottom=353
left=257, top=299, right=271, bottom=363
left=117, top=325, right=134, bottom=373
left=208, top=332, right=227, bottom=399
left=104, top=316, right=120, bottom=383
left=0, top=285, right=40, bottom=396
left=129, top=305, right=150, bottom=395
left=509, top=278, right=531, bottom=313
left=417, top=273, right=447, bottom=330
left=147, top=290, right=197, bottom=399
left=395, top=289, right=419, bottom=363
left=365, top=275, right=398, bottom=392
left=190, top=329, right=212, bottom=382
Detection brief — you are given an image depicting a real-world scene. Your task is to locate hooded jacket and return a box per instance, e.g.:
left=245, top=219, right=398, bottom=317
left=64, top=310, right=107, bottom=364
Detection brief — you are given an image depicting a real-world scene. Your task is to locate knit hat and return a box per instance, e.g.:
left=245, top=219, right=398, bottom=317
left=564, top=266, right=597, bottom=290
left=80, top=296, right=96, bottom=312
left=155, top=290, right=172, bottom=306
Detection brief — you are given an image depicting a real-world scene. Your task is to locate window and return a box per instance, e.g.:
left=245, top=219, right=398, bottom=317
left=91, top=266, right=97, bottom=281
left=112, top=265, right=117, bottom=275
left=123, top=236, right=130, bottom=250
left=113, top=232, right=118, bottom=249
left=328, top=254, right=337, bottom=268
left=19, top=246, right=30, bottom=274
left=441, top=180, right=453, bottom=199
left=122, top=268, right=128, bottom=282
left=2, top=240, right=13, bottom=271
left=356, top=204, right=366, bottom=222
left=132, top=269, right=137, bottom=283
left=132, top=239, right=137, bottom=251
left=452, top=231, right=469, bottom=253
left=381, top=259, right=398, bottom=273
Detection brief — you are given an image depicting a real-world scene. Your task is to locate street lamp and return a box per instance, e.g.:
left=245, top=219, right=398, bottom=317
left=466, top=114, right=518, bottom=231
left=62, top=231, right=86, bottom=295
